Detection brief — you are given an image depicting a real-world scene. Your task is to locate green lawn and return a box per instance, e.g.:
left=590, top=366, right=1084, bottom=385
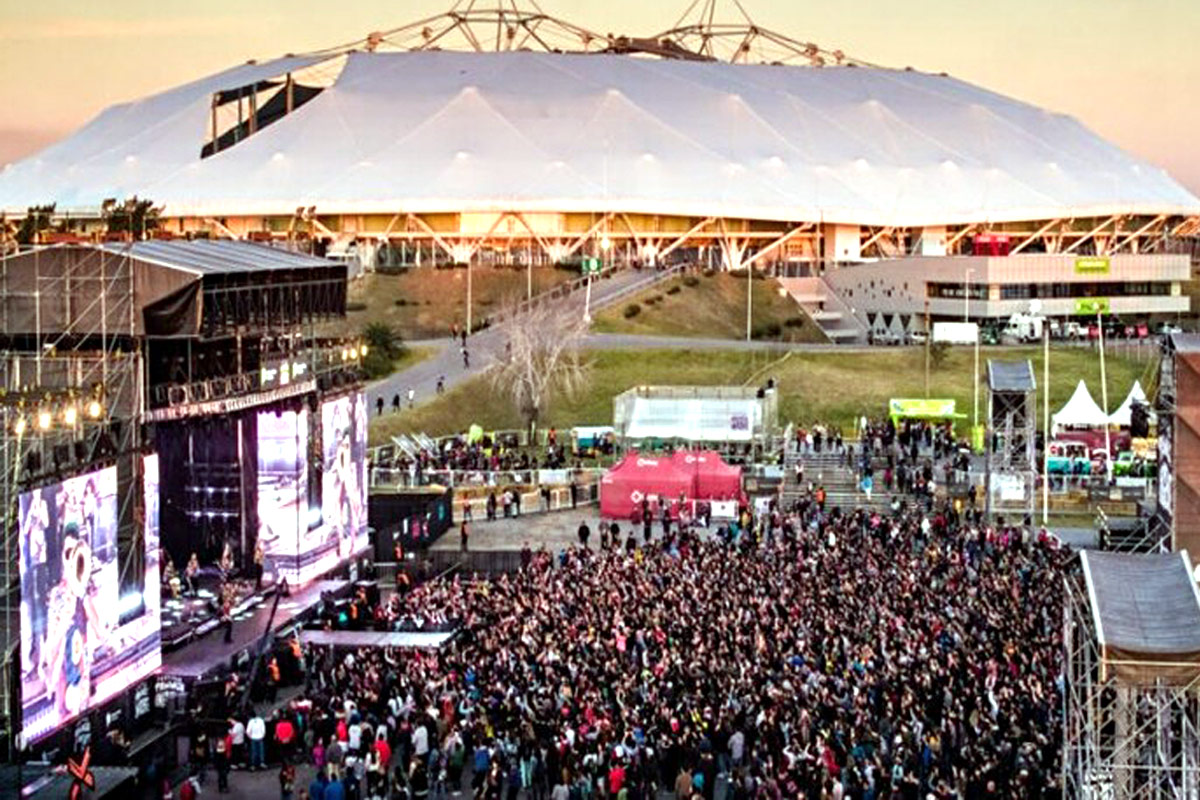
left=369, top=344, right=1156, bottom=443
left=592, top=272, right=827, bottom=343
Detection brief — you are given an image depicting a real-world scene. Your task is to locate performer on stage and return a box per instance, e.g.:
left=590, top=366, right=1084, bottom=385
left=42, top=523, right=107, bottom=718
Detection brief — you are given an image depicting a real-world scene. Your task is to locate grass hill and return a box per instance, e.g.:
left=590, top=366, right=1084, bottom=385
left=591, top=270, right=827, bottom=343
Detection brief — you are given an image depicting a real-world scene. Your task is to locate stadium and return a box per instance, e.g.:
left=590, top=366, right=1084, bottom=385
left=1, top=2, right=1199, bottom=340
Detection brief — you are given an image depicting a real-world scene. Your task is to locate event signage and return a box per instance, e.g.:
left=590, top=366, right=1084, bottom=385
left=581, top=257, right=602, bottom=275
left=1073, top=297, right=1110, bottom=315
left=888, top=398, right=958, bottom=419
left=1074, top=256, right=1110, bottom=275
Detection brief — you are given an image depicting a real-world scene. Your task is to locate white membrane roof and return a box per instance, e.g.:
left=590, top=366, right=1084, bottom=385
left=2, top=50, right=1198, bottom=225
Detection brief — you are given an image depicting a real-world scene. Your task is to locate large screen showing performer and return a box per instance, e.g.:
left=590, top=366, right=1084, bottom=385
left=18, top=462, right=162, bottom=743
left=321, top=391, right=369, bottom=560
left=255, top=408, right=309, bottom=575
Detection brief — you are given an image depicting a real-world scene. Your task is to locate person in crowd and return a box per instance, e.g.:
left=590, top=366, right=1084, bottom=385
left=265, top=490, right=1064, bottom=800
left=248, top=710, right=267, bottom=771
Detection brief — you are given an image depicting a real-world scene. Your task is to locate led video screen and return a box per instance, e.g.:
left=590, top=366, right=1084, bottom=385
left=321, top=391, right=369, bottom=561
left=255, top=408, right=309, bottom=575
left=18, top=462, right=162, bottom=743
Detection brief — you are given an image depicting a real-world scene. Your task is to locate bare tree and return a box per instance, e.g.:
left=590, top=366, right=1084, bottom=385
left=489, top=302, right=591, bottom=435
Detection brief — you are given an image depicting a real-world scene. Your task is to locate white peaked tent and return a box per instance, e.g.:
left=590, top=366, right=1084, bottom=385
left=1052, top=380, right=1110, bottom=432
left=1108, top=380, right=1154, bottom=427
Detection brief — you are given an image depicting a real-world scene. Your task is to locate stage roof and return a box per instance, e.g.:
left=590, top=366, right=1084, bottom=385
left=0, top=242, right=345, bottom=339
left=100, top=239, right=335, bottom=275
left=1170, top=332, right=1200, bottom=353
left=987, top=360, right=1036, bottom=393
left=1082, top=550, right=1200, bottom=657
left=2, top=50, right=1197, bottom=226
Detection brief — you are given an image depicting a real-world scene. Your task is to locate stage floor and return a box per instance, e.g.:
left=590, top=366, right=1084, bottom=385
left=161, top=579, right=347, bottom=679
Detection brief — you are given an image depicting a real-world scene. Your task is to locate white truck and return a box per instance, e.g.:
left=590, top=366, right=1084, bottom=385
left=1002, top=313, right=1044, bottom=342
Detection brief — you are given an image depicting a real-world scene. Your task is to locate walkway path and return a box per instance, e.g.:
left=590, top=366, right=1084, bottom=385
left=367, top=266, right=689, bottom=409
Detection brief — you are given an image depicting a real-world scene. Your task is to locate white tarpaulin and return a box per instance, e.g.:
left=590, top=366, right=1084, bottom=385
left=1108, top=380, right=1154, bottom=427
left=1053, top=380, right=1110, bottom=432
left=2, top=51, right=1197, bottom=224
left=624, top=397, right=761, bottom=442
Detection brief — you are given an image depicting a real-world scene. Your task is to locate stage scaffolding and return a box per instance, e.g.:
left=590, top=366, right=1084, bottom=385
left=985, top=360, right=1037, bottom=521
left=1064, top=565, right=1200, bottom=799
left=0, top=244, right=145, bottom=756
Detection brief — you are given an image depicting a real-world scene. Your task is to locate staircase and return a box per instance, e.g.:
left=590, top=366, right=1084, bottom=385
left=782, top=439, right=899, bottom=513
left=778, top=277, right=868, bottom=344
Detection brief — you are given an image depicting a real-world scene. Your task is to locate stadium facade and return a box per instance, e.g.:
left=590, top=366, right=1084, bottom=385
left=1, top=5, right=1197, bottom=337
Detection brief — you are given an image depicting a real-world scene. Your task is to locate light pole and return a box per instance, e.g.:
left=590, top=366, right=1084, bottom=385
left=585, top=235, right=610, bottom=324
left=746, top=260, right=753, bottom=342
left=964, top=268, right=974, bottom=323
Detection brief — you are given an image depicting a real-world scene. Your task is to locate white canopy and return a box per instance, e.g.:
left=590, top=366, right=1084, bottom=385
left=1052, top=380, right=1110, bottom=431
left=2, top=50, right=1198, bottom=224
left=1108, top=380, right=1154, bottom=427
left=622, top=397, right=761, bottom=442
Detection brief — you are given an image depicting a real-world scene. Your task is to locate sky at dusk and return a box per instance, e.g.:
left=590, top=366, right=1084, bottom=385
left=1, top=0, right=1197, bottom=195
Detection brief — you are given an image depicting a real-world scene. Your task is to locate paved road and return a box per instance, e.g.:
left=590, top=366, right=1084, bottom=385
left=366, top=266, right=682, bottom=410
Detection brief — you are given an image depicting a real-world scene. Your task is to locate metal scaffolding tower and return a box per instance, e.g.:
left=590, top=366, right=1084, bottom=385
left=985, top=359, right=1037, bottom=522
left=1063, top=553, right=1200, bottom=798
left=0, top=244, right=144, bottom=757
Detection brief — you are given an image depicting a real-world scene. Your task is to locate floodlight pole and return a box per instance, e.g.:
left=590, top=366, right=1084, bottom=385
left=964, top=268, right=973, bottom=322
left=1098, top=311, right=1112, bottom=481
left=583, top=272, right=593, bottom=324
left=973, top=329, right=980, bottom=431
left=1043, top=324, right=1049, bottom=525
left=466, top=260, right=473, bottom=335
left=746, top=261, right=753, bottom=342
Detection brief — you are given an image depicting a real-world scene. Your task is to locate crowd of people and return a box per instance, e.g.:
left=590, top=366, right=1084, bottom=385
left=197, top=493, right=1067, bottom=800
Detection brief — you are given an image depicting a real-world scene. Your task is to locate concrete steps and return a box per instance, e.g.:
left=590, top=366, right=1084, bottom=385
left=778, top=277, right=868, bottom=344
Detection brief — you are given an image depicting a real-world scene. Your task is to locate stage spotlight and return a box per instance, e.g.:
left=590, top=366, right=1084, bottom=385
left=63, top=405, right=78, bottom=426
left=37, top=409, right=52, bottom=431
left=360, top=344, right=369, bottom=357
left=87, top=399, right=103, bottom=418
left=13, top=416, right=27, bottom=435
left=341, top=349, right=349, bottom=361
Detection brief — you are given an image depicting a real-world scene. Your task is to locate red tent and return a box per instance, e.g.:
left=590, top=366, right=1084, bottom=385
left=671, top=450, right=743, bottom=500
left=600, top=454, right=694, bottom=521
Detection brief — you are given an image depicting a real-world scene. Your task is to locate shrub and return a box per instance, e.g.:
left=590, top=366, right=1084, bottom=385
left=346, top=301, right=367, bottom=312
left=783, top=315, right=805, bottom=328
left=623, top=303, right=642, bottom=318
left=666, top=285, right=682, bottom=295
left=394, top=298, right=408, bottom=306
left=751, top=322, right=783, bottom=340
left=702, top=268, right=717, bottom=278
left=644, top=297, right=658, bottom=307
left=361, top=322, right=408, bottom=379
left=682, top=275, right=700, bottom=288
left=654, top=294, right=665, bottom=302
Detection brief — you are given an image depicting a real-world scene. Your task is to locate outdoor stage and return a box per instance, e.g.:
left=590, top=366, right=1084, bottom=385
left=161, top=580, right=350, bottom=680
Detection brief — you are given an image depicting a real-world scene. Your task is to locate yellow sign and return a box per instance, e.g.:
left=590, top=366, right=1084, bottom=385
left=1074, top=256, right=1110, bottom=275
left=888, top=398, right=959, bottom=419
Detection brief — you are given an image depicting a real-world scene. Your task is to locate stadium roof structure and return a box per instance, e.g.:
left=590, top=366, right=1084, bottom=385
left=1, top=1, right=1197, bottom=263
